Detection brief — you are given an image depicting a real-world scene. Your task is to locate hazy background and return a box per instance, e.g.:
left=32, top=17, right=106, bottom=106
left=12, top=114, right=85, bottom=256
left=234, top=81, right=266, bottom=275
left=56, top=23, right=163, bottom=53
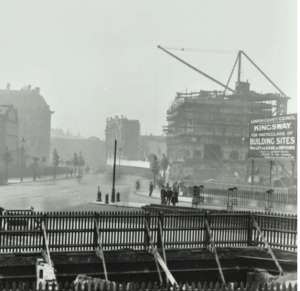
left=0, top=0, right=297, bottom=139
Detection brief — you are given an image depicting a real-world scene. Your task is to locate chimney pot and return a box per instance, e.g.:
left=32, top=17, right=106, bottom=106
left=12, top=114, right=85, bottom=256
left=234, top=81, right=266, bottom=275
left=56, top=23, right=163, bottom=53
left=6, top=83, right=10, bottom=90
left=28, top=85, right=31, bottom=91
left=35, top=87, right=40, bottom=94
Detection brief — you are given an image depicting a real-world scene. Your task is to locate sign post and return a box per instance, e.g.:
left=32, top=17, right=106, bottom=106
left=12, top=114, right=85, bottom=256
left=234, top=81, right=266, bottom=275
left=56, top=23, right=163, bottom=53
left=248, top=114, right=297, bottom=191
left=248, top=114, right=297, bottom=160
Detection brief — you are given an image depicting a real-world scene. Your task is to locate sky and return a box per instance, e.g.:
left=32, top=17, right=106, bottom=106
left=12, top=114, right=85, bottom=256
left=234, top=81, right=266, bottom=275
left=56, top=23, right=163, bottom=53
left=0, top=1, right=297, bottom=139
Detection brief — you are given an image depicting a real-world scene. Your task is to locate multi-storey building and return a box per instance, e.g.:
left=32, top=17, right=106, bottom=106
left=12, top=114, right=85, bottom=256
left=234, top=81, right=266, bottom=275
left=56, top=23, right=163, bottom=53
left=0, top=104, right=19, bottom=163
left=105, top=115, right=140, bottom=160
left=0, top=84, right=53, bottom=163
left=164, top=81, right=290, bottom=181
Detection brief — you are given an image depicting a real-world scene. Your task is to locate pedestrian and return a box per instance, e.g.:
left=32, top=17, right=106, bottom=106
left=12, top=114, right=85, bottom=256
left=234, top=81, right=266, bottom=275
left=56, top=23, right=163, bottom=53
left=149, top=182, right=154, bottom=196
left=174, top=188, right=179, bottom=204
left=136, top=180, right=140, bottom=191
left=171, top=192, right=176, bottom=206
left=160, top=185, right=166, bottom=205
left=167, top=187, right=173, bottom=205
left=163, top=188, right=167, bottom=204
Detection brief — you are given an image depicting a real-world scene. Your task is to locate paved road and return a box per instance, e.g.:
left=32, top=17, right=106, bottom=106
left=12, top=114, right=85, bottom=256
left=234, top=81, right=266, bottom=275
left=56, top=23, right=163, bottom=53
left=0, top=173, right=155, bottom=212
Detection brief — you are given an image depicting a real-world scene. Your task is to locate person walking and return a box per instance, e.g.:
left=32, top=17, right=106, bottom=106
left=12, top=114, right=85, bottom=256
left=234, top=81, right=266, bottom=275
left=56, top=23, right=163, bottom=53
left=149, top=182, right=154, bottom=196
left=136, top=180, right=140, bottom=191
left=160, top=185, right=166, bottom=205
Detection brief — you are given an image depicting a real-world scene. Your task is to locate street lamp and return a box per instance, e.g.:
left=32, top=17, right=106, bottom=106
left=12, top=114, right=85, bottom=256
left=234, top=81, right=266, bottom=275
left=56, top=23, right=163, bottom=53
left=20, top=137, right=26, bottom=182
left=241, top=137, right=245, bottom=160
left=118, top=147, right=122, bottom=178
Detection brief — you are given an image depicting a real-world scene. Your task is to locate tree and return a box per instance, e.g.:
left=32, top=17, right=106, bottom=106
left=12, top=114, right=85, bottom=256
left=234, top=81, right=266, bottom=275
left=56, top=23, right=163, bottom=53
left=32, top=157, right=40, bottom=181
left=72, top=153, right=79, bottom=175
left=1, top=147, right=13, bottom=183
left=150, top=155, right=160, bottom=188
left=78, top=152, right=86, bottom=175
left=52, top=149, right=60, bottom=179
left=160, top=154, right=169, bottom=183
left=65, top=160, right=71, bottom=177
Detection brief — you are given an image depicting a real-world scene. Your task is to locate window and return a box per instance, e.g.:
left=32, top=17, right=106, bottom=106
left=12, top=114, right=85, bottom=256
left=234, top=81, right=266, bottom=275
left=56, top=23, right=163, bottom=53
left=194, top=150, right=202, bottom=157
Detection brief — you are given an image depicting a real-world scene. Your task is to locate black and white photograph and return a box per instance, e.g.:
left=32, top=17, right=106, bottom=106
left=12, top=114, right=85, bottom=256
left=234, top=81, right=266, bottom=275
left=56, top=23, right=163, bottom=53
left=0, top=1, right=298, bottom=290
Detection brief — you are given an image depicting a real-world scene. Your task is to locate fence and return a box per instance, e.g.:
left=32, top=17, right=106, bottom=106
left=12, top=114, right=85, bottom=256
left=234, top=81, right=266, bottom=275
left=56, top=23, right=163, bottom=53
left=183, top=187, right=297, bottom=211
left=0, top=280, right=297, bottom=291
left=0, top=210, right=297, bottom=253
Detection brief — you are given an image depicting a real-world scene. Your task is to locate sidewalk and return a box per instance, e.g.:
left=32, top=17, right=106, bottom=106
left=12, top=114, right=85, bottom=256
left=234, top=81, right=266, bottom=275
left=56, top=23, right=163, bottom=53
left=135, top=189, right=296, bottom=213
left=7, top=174, right=70, bottom=184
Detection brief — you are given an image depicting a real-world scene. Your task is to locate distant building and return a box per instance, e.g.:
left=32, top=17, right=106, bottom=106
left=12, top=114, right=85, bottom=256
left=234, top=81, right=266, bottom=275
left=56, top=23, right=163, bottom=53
left=139, top=135, right=167, bottom=161
left=51, top=128, right=85, bottom=139
left=105, top=115, right=140, bottom=160
left=0, top=104, right=19, bottom=163
left=50, top=136, right=105, bottom=170
left=0, top=84, right=53, bottom=163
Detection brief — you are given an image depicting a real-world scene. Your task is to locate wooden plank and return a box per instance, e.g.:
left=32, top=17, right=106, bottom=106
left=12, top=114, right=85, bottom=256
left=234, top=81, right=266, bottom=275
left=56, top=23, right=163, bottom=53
left=158, top=218, right=168, bottom=283
left=41, top=220, right=52, bottom=267
left=94, top=218, right=108, bottom=281
left=204, top=218, right=227, bottom=288
left=144, top=218, right=166, bottom=286
left=253, top=219, right=284, bottom=276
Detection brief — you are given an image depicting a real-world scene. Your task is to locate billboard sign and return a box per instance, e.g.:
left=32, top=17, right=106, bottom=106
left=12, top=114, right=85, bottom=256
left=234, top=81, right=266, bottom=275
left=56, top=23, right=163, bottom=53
left=248, top=114, right=297, bottom=160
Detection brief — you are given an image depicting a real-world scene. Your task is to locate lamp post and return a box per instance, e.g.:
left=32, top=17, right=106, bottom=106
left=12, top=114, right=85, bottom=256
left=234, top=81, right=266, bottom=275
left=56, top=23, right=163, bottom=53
left=118, top=147, right=122, bottom=178
left=241, top=137, right=245, bottom=161
left=20, top=137, right=26, bottom=182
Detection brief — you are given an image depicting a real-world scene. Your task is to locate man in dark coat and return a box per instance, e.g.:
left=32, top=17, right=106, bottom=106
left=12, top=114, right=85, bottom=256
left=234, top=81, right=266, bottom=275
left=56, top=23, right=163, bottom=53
left=149, top=182, right=154, bottom=196
left=167, top=187, right=173, bottom=205
left=160, top=185, right=166, bottom=204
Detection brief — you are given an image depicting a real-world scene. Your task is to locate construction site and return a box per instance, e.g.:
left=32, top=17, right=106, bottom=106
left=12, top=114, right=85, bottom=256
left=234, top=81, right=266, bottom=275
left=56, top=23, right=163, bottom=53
left=160, top=48, right=295, bottom=189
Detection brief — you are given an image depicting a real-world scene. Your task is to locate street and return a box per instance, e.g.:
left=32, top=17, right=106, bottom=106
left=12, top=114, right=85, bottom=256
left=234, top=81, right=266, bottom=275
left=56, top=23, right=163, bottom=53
left=0, top=173, right=158, bottom=212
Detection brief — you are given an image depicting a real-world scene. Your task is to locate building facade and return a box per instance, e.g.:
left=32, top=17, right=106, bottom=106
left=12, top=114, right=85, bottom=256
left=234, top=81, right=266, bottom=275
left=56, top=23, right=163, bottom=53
left=105, top=115, right=140, bottom=160
left=50, top=136, right=105, bottom=171
left=0, top=105, right=19, bottom=163
left=164, top=81, right=290, bottom=181
left=0, top=84, right=53, bottom=163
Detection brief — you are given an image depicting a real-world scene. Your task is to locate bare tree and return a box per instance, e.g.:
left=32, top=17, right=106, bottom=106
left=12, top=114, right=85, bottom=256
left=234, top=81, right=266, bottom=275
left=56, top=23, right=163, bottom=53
left=52, top=149, right=60, bottom=179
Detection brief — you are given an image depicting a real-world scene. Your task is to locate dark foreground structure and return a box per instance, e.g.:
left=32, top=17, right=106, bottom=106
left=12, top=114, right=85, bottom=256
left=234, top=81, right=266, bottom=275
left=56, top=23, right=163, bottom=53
left=0, top=209, right=296, bottom=288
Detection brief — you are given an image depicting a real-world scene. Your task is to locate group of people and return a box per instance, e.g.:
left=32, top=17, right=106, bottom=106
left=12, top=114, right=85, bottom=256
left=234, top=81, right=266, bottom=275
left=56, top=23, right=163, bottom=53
left=160, top=184, right=179, bottom=206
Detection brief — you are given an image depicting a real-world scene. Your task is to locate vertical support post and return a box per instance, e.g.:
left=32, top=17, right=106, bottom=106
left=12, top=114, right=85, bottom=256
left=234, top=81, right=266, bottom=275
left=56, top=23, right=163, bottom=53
left=21, top=145, right=24, bottom=182
left=204, top=211, right=210, bottom=248
left=269, top=160, right=273, bottom=187
left=112, top=140, right=117, bottom=197
left=251, top=159, right=254, bottom=193
left=237, top=51, right=242, bottom=83
left=247, top=212, right=253, bottom=246
left=94, top=212, right=99, bottom=248
left=291, top=160, right=295, bottom=194
left=157, top=212, right=163, bottom=249
left=144, top=212, right=150, bottom=249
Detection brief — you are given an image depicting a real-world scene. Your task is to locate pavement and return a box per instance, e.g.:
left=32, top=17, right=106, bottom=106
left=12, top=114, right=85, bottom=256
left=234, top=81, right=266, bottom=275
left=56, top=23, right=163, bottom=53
left=7, top=174, right=68, bottom=184
left=92, top=187, right=297, bottom=214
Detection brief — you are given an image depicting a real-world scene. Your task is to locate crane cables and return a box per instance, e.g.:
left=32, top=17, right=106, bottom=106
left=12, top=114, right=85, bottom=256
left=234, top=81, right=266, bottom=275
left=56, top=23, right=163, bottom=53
left=162, top=47, right=239, bottom=54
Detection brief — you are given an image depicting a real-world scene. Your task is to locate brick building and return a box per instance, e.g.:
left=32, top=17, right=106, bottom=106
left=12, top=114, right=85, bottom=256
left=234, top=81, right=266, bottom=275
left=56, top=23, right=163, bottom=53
left=105, top=115, right=140, bottom=160
left=0, top=104, right=19, bottom=163
left=0, top=84, right=53, bottom=164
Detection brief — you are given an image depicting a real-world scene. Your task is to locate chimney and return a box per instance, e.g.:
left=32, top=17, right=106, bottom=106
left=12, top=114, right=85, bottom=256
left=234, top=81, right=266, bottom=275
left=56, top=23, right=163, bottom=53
left=28, top=85, right=31, bottom=91
left=6, top=83, right=10, bottom=90
left=35, top=87, right=40, bottom=94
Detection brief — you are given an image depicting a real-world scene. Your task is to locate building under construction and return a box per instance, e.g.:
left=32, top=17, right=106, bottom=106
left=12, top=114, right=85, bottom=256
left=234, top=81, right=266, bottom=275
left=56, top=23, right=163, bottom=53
left=160, top=47, right=291, bottom=183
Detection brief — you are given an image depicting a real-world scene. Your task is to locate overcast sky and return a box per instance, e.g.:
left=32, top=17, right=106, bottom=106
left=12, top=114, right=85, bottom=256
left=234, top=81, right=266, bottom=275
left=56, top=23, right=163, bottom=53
left=0, top=1, right=297, bottom=139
